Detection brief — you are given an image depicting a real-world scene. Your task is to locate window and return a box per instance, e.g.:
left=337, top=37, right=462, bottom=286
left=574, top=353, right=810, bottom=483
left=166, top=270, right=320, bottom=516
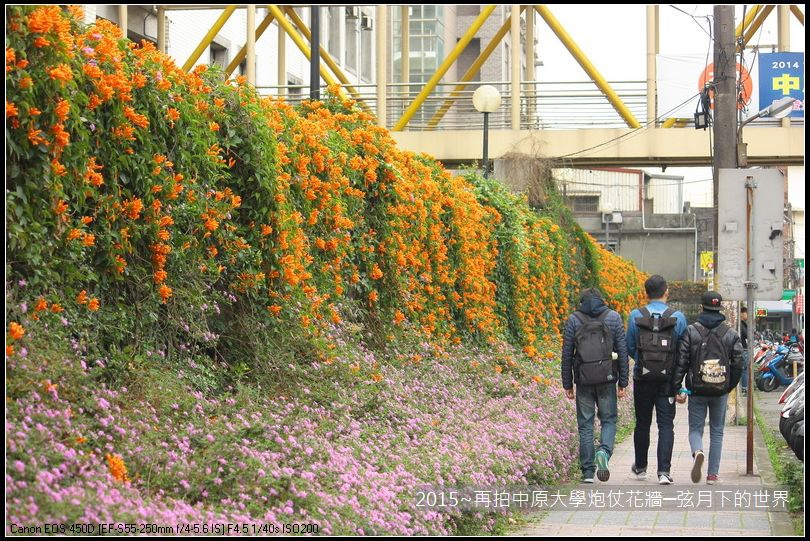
left=345, top=16, right=358, bottom=72
left=328, top=6, right=341, bottom=58
left=569, top=195, right=600, bottom=213
left=361, top=20, right=372, bottom=82
left=210, top=42, right=227, bottom=69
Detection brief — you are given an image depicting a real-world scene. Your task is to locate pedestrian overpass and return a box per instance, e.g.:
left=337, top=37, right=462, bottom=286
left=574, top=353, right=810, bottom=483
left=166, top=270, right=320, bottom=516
left=167, top=4, right=804, bottom=168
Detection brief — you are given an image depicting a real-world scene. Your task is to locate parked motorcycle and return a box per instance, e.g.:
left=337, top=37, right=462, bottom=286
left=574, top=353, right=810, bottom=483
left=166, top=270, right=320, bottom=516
left=778, top=371, right=805, bottom=461
left=757, top=343, right=804, bottom=392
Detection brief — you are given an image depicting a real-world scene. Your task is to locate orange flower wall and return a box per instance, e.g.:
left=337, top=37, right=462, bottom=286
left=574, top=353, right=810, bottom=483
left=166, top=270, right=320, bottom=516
left=6, top=5, right=645, bottom=363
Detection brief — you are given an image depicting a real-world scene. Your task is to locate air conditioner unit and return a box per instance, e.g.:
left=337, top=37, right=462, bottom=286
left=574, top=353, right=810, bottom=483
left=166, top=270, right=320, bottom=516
left=345, top=7, right=359, bottom=20
left=602, top=211, right=623, bottom=224
left=361, top=13, right=373, bottom=31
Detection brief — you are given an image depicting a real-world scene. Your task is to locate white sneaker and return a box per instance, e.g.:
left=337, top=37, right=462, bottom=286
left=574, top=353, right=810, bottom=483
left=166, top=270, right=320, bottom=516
left=691, top=451, right=705, bottom=483
left=582, top=477, right=595, bottom=484
left=658, top=473, right=673, bottom=485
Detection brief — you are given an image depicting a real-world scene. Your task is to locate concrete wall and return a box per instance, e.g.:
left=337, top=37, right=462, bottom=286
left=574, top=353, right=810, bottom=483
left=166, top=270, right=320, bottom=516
left=619, top=232, right=696, bottom=282
left=574, top=213, right=698, bottom=282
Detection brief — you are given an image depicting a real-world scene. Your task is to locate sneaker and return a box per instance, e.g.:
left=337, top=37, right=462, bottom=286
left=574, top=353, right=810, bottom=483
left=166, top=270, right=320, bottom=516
left=631, top=463, right=647, bottom=481
left=582, top=476, right=595, bottom=484
left=595, top=450, right=610, bottom=482
left=658, top=473, right=673, bottom=485
left=691, top=451, right=705, bottom=483
left=706, top=474, right=718, bottom=485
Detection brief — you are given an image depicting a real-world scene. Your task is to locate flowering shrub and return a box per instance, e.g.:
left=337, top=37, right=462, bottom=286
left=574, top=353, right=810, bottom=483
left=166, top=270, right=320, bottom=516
left=6, top=6, right=643, bottom=534
left=6, top=5, right=644, bottom=366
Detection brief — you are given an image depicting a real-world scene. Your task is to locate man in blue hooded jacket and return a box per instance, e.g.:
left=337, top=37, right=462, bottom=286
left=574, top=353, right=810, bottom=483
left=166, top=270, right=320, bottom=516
left=626, top=275, right=688, bottom=485
left=561, top=287, right=629, bottom=483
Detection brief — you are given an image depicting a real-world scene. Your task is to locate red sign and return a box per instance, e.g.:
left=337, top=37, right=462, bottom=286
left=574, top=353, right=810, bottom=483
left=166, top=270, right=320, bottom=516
left=796, top=294, right=805, bottom=315
left=699, top=62, right=753, bottom=110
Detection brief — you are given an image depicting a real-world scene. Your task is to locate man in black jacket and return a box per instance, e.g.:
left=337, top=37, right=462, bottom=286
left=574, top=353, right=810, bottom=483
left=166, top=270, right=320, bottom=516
left=561, top=288, right=629, bottom=483
left=670, top=291, right=744, bottom=485
left=740, top=307, right=749, bottom=394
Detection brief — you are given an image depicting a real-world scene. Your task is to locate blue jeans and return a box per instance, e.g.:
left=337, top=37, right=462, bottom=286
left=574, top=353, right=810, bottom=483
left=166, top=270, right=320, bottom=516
left=633, top=380, right=676, bottom=475
left=688, top=394, right=729, bottom=475
left=576, top=382, right=618, bottom=477
left=740, top=349, right=750, bottom=391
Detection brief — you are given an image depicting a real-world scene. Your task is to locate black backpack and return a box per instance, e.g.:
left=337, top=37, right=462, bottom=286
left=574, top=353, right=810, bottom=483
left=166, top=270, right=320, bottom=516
left=634, top=307, right=678, bottom=382
left=573, top=311, right=615, bottom=385
left=690, top=322, right=732, bottom=396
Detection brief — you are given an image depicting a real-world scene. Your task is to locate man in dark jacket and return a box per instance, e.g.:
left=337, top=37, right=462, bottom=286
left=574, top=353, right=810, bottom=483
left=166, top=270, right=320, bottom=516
left=670, top=291, right=744, bottom=485
left=562, top=288, right=629, bottom=483
left=740, top=307, right=749, bottom=394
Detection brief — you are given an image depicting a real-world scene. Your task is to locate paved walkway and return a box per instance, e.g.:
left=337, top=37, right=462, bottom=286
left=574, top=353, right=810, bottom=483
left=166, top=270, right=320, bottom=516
left=515, top=393, right=795, bottom=536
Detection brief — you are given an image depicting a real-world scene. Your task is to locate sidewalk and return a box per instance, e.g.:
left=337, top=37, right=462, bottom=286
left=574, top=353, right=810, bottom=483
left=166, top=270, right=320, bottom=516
left=515, top=396, right=795, bottom=536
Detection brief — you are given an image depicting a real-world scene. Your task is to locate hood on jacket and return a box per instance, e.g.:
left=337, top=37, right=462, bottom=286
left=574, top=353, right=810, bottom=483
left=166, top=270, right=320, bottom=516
left=697, top=310, right=726, bottom=329
left=578, top=288, right=608, bottom=317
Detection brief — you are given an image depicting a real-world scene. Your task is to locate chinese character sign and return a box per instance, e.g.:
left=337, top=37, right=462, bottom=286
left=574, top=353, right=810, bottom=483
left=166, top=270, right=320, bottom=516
left=759, top=52, right=804, bottom=117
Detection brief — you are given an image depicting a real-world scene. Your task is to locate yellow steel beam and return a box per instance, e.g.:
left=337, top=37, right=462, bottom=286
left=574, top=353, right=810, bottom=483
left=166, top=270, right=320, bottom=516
left=182, top=6, right=237, bottom=71
left=661, top=117, right=678, bottom=129
left=393, top=5, right=497, bottom=131
left=426, top=6, right=525, bottom=129
left=225, top=9, right=275, bottom=77
left=535, top=5, right=641, bottom=129
left=266, top=5, right=337, bottom=88
left=283, top=6, right=367, bottom=106
left=741, top=5, right=775, bottom=49
left=790, top=5, right=804, bottom=25
left=735, top=5, right=762, bottom=38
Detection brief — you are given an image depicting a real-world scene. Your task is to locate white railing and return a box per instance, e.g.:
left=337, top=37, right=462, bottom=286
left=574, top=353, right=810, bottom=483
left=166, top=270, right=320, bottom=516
left=255, top=80, right=803, bottom=131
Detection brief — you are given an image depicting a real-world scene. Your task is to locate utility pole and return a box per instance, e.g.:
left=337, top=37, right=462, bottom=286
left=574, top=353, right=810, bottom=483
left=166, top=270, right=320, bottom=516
left=714, top=6, right=754, bottom=475
left=713, top=5, right=737, bottom=261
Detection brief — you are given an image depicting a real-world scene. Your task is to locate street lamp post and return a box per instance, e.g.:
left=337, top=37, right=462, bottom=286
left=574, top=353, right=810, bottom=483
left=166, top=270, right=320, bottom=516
left=472, top=85, right=501, bottom=178
left=737, top=96, right=796, bottom=167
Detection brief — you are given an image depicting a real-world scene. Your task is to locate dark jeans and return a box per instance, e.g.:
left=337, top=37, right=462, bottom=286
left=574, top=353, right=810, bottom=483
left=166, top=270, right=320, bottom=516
left=740, top=349, right=750, bottom=391
left=576, top=382, right=618, bottom=477
left=633, top=380, right=676, bottom=475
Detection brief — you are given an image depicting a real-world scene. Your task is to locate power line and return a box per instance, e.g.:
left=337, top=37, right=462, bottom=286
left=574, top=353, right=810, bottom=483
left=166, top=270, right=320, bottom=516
left=551, top=177, right=714, bottom=189
left=668, top=5, right=713, bottom=39
left=557, top=91, right=702, bottom=159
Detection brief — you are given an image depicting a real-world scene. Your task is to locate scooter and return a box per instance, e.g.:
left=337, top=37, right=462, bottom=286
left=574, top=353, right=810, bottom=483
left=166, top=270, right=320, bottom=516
left=779, top=373, right=804, bottom=438
left=778, top=372, right=805, bottom=461
left=757, top=343, right=803, bottom=392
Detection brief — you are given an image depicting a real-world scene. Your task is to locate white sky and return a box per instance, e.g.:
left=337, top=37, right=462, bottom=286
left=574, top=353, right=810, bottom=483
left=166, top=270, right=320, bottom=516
left=531, top=4, right=805, bottom=207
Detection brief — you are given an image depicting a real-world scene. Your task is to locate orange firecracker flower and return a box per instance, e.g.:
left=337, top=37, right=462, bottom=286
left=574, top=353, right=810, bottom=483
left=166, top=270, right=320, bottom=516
left=105, top=453, right=130, bottom=483
left=8, top=322, right=25, bottom=341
